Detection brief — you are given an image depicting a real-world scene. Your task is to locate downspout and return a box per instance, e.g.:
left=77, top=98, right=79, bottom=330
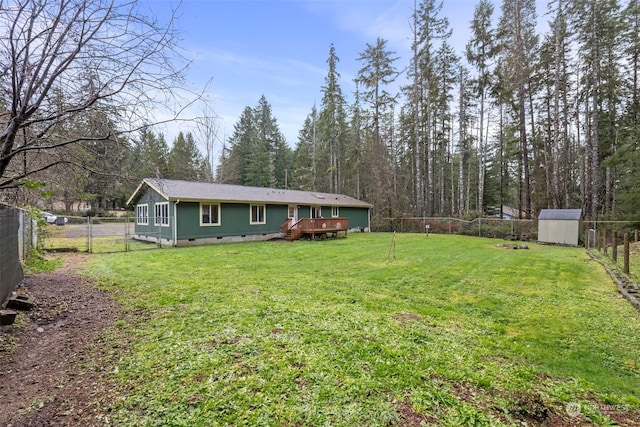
left=368, top=208, right=371, bottom=232
left=173, top=200, right=180, bottom=247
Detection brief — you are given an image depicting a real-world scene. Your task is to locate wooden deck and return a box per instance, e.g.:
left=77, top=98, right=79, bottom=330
left=281, top=218, right=348, bottom=241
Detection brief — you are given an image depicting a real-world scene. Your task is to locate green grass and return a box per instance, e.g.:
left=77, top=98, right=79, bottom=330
left=83, top=233, right=640, bottom=426
left=628, top=242, right=640, bottom=285
left=22, top=253, right=64, bottom=274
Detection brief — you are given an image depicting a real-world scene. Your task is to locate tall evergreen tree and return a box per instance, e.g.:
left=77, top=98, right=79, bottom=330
left=348, top=84, right=365, bottom=200
left=497, top=0, right=539, bottom=218
left=218, top=97, right=290, bottom=188
left=356, top=37, right=400, bottom=216
left=220, top=106, right=255, bottom=185
left=455, top=66, right=476, bottom=216
left=607, top=0, right=640, bottom=217
left=536, top=0, right=577, bottom=209
left=317, top=44, right=348, bottom=193
left=431, top=41, right=459, bottom=215
left=402, top=0, right=451, bottom=215
left=466, top=0, right=496, bottom=216
left=215, top=142, right=242, bottom=184
left=254, top=95, right=292, bottom=188
left=168, top=132, right=208, bottom=181
left=293, top=106, right=319, bottom=191
left=133, top=129, right=170, bottom=180
left=571, top=0, right=623, bottom=218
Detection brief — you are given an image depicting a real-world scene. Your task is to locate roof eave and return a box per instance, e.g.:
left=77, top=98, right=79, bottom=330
left=170, top=197, right=371, bottom=208
left=125, top=181, right=148, bottom=206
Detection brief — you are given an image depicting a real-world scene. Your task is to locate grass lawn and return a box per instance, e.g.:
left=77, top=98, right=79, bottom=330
left=627, top=242, right=640, bottom=285
left=82, top=233, right=640, bottom=426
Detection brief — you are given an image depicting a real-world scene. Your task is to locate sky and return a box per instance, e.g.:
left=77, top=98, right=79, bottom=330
left=139, top=0, right=550, bottom=161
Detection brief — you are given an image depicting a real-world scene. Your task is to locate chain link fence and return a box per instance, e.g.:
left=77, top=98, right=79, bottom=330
left=39, top=215, right=640, bottom=254
left=374, top=217, right=537, bottom=240
left=43, top=215, right=161, bottom=254
left=374, top=217, right=640, bottom=248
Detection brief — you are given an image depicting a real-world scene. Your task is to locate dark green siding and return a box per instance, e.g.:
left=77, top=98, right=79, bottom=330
left=297, top=205, right=311, bottom=219
left=175, top=202, right=289, bottom=240
left=338, top=207, right=370, bottom=229
left=175, top=202, right=201, bottom=239
left=133, top=189, right=174, bottom=241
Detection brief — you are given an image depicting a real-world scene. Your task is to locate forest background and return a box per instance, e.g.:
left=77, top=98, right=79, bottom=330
left=2, top=0, right=639, bottom=225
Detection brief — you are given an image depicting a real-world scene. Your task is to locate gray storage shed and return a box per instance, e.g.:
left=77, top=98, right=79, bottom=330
left=537, top=209, right=583, bottom=246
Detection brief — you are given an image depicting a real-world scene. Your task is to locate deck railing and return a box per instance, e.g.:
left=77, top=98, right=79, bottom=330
left=281, top=217, right=349, bottom=240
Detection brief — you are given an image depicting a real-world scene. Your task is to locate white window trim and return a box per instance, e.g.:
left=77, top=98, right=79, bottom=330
left=200, top=203, right=221, bottom=226
left=136, top=204, right=149, bottom=225
left=154, top=202, right=170, bottom=227
left=250, top=204, right=266, bottom=225
left=332, top=206, right=339, bottom=218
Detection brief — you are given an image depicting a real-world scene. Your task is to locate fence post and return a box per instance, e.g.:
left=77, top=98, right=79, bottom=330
left=635, top=229, right=638, bottom=243
left=87, top=216, right=92, bottom=253
left=624, top=233, right=630, bottom=275
left=125, top=216, right=129, bottom=252
left=603, top=230, right=608, bottom=256
left=18, top=209, right=25, bottom=260
left=612, top=231, right=617, bottom=263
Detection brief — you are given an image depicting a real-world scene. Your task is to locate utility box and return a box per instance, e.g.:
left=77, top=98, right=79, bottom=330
left=587, top=229, right=597, bottom=248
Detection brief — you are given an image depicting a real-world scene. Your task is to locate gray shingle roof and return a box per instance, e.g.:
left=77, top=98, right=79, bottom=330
left=538, top=209, right=582, bottom=220
left=128, top=178, right=372, bottom=208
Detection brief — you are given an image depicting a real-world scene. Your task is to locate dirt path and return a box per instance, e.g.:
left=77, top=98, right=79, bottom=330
left=0, top=254, right=122, bottom=427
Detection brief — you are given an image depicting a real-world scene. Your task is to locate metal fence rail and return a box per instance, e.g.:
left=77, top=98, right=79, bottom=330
left=375, top=217, right=536, bottom=239
left=40, top=215, right=640, bottom=253
left=376, top=217, right=640, bottom=244
left=43, top=216, right=161, bottom=254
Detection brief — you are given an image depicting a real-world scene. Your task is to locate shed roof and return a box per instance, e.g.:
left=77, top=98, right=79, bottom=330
left=127, top=178, right=373, bottom=208
left=538, top=209, right=582, bottom=220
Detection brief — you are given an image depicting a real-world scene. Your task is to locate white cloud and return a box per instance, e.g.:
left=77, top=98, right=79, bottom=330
left=304, top=0, right=413, bottom=53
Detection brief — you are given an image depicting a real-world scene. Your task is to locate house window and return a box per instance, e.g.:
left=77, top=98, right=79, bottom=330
left=154, top=202, right=169, bottom=226
left=332, top=206, right=339, bottom=218
left=312, top=206, right=322, bottom=218
left=201, top=203, right=220, bottom=226
left=136, top=204, right=148, bottom=225
left=250, top=204, right=266, bottom=224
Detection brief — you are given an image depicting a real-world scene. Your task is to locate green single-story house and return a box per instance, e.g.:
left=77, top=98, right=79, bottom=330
left=126, top=178, right=372, bottom=246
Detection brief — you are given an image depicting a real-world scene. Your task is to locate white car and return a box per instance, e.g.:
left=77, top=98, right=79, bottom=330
left=42, top=211, right=68, bottom=225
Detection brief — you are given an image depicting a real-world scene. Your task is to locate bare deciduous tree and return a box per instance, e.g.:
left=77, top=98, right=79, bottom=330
left=196, top=105, right=222, bottom=182
left=0, top=0, right=190, bottom=189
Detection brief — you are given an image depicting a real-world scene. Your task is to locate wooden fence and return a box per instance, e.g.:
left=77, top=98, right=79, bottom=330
left=591, top=229, right=638, bottom=275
